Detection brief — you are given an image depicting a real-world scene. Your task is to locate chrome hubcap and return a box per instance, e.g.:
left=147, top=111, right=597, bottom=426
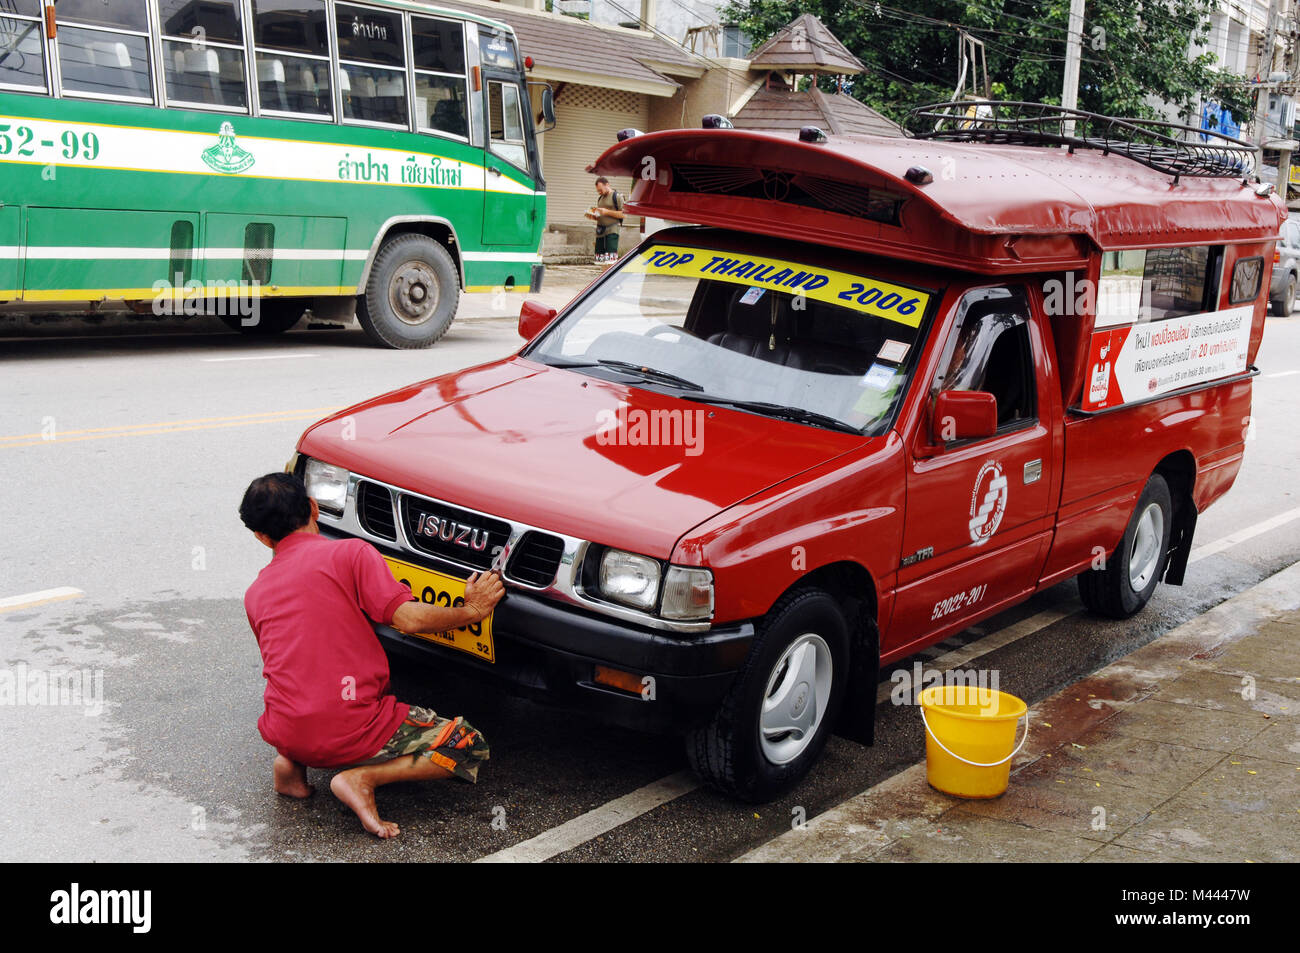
left=759, top=633, right=832, bottom=765
left=1128, top=502, right=1164, bottom=591
left=390, top=260, right=439, bottom=325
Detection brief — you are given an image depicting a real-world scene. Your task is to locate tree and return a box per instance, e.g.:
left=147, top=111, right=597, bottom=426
left=723, top=0, right=1254, bottom=133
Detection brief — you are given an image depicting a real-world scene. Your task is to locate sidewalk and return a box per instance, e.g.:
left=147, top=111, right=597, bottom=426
left=740, top=560, right=1300, bottom=863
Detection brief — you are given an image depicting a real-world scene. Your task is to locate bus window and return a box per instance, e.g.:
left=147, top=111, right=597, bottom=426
left=336, top=3, right=407, bottom=127
left=487, top=80, right=528, bottom=171
left=157, top=0, right=248, bottom=110
left=251, top=0, right=331, bottom=117
left=412, top=15, right=468, bottom=140
left=56, top=0, right=152, bottom=102
left=479, top=27, right=518, bottom=70
left=0, top=4, right=47, bottom=93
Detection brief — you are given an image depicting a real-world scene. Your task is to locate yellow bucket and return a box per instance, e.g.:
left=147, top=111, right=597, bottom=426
left=919, top=685, right=1028, bottom=798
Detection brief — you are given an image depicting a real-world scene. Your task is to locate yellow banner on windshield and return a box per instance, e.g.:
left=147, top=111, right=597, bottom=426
left=624, top=244, right=929, bottom=328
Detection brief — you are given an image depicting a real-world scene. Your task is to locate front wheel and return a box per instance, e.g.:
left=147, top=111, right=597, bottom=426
left=1078, top=473, right=1173, bottom=618
left=357, top=234, right=459, bottom=348
left=686, top=589, right=849, bottom=802
left=1271, top=274, right=1295, bottom=317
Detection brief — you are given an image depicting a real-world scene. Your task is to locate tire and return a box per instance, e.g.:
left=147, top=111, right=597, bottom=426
left=1270, top=274, right=1295, bottom=316
left=218, top=298, right=306, bottom=335
left=357, top=234, right=459, bottom=348
left=686, top=588, right=849, bottom=802
left=1078, top=473, right=1173, bottom=619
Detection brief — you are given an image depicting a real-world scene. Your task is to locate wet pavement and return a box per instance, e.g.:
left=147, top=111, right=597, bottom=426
left=741, top=560, right=1300, bottom=863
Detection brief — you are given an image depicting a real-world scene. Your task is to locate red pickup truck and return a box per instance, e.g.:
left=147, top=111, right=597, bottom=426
left=290, top=105, right=1284, bottom=801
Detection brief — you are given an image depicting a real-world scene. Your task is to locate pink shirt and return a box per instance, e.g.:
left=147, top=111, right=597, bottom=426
left=244, top=531, right=413, bottom=767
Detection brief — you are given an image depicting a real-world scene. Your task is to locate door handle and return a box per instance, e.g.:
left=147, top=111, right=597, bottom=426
left=488, top=167, right=502, bottom=176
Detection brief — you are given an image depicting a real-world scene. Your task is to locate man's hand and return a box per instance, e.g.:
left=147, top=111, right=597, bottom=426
left=464, top=570, right=505, bottom=622
left=390, top=571, right=504, bottom=635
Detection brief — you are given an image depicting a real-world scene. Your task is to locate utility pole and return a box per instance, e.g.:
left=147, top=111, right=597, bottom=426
left=1061, top=0, right=1086, bottom=136
left=1254, top=0, right=1280, bottom=148
left=1278, top=1, right=1300, bottom=205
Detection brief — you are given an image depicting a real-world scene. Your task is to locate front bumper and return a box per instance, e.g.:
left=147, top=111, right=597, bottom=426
left=321, top=527, right=753, bottom=732
left=375, top=588, right=753, bottom=732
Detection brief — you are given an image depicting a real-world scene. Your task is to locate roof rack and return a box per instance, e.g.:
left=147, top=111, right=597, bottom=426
left=906, top=100, right=1256, bottom=184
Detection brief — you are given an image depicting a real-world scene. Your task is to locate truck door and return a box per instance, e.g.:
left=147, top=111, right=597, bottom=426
left=890, top=286, right=1055, bottom=653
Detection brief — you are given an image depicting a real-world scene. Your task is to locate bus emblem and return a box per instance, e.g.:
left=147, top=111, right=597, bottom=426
left=201, top=122, right=255, bottom=175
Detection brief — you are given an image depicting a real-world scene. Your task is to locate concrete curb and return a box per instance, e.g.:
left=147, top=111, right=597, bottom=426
left=736, top=558, right=1300, bottom=862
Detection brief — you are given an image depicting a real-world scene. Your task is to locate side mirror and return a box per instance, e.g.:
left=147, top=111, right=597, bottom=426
left=519, top=299, right=557, bottom=341
left=933, top=390, right=997, bottom=442
left=530, top=83, right=556, bottom=132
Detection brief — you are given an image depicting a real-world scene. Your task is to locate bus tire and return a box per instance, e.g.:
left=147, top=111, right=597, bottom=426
left=218, top=298, right=306, bottom=335
left=685, top=588, right=849, bottom=803
left=358, top=234, right=459, bottom=349
left=1078, top=473, right=1173, bottom=619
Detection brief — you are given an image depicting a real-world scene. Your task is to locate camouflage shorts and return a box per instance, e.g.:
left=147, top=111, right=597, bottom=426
left=354, top=705, right=489, bottom=783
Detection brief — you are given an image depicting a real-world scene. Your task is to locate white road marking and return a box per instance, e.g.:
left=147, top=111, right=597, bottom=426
left=475, top=771, right=699, bottom=863
left=1262, top=369, right=1300, bottom=378
left=478, top=507, right=1300, bottom=860
left=0, top=587, right=83, bottom=613
left=1187, top=504, right=1300, bottom=564
left=199, top=353, right=319, bottom=362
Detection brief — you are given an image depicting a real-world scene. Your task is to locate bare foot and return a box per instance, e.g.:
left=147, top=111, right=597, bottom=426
left=273, top=754, right=315, bottom=798
left=330, top=769, right=400, bottom=838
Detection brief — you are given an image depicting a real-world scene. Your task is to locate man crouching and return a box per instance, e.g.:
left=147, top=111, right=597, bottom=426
left=239, top=472, right=504, bottom=838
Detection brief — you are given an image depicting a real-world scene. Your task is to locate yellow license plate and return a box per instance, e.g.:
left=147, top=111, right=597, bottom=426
left=383, top=557, right=494, bottom=663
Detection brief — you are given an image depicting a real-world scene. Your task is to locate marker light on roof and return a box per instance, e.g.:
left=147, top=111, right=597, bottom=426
left=702, top=114, right=733, bottom=129
left=616, top=128, right=642, bottom=141
left=798, top=126, right=827, bottom=142
left=905, top=165, right=934, bottom=185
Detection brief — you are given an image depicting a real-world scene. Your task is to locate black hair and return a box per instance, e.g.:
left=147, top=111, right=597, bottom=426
left=595, top=176, right=609, bottom=185
left=239, top=472, right=312, bottom=542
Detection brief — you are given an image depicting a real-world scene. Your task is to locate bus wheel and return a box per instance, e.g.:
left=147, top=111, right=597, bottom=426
left=1078, top=473, right=1173, bottom=619
left=358, top=234, right=458, bottom=348
left=218, top=299, right=306, bottom=335
left=685, top=588, right=849, bottom=802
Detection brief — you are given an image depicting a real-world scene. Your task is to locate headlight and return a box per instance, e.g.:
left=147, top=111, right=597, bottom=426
left=303, top=458, right=350, bottom=515
left=599, top=549, right=660, bottom=611
left=660, top=566, right=714, bottom=621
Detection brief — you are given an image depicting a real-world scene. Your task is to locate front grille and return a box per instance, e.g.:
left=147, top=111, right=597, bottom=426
left=508, top=531, right=566, bottom=587
left=356, top=481, right=397, bottom=540
left=401, top=495, right=512, bottom=569
left=670, top=163, right=902, bottom=225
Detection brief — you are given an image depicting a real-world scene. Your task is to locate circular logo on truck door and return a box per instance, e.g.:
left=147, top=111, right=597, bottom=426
left=969, top=460, right=1008, bottom=545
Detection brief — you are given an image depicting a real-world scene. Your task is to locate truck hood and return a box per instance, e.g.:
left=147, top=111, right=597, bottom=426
left=298, top=358, right=871, bottom=558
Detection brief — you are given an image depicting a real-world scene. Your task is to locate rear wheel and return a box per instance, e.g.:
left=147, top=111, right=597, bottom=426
left=357, top=234, right=459, bottom=349
left=1271, top=274, right=1295, bottom=316
left=218, top=298, right=306, bottom=335
left=1078, top=473, right=1173, bottom=618
left=686, top=588, right=849, bottom=802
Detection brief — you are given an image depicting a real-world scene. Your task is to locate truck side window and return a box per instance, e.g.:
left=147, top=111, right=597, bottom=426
left=936, top=289, right=1036, bottom=430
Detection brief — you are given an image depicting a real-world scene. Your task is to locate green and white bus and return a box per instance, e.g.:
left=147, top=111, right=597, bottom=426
left=0, top=0, right=552, bottom=347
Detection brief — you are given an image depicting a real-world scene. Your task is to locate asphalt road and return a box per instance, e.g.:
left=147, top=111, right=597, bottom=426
left=3, top=307, right=1299, bottom=862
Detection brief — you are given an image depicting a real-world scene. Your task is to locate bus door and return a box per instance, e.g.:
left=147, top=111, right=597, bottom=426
left=479, top=28, right=535, bottom=246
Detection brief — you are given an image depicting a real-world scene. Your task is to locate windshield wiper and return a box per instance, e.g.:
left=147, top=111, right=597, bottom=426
left=540, top=357, right=702, bottom=391
left=683, top=394, right=862, bottom=434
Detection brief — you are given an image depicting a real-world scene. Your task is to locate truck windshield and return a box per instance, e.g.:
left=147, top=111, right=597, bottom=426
left=528, top=242, right=932, bottom=433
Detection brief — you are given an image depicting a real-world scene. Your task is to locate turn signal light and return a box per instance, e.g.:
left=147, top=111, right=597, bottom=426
left=593, top=665, right=645, bottom=695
